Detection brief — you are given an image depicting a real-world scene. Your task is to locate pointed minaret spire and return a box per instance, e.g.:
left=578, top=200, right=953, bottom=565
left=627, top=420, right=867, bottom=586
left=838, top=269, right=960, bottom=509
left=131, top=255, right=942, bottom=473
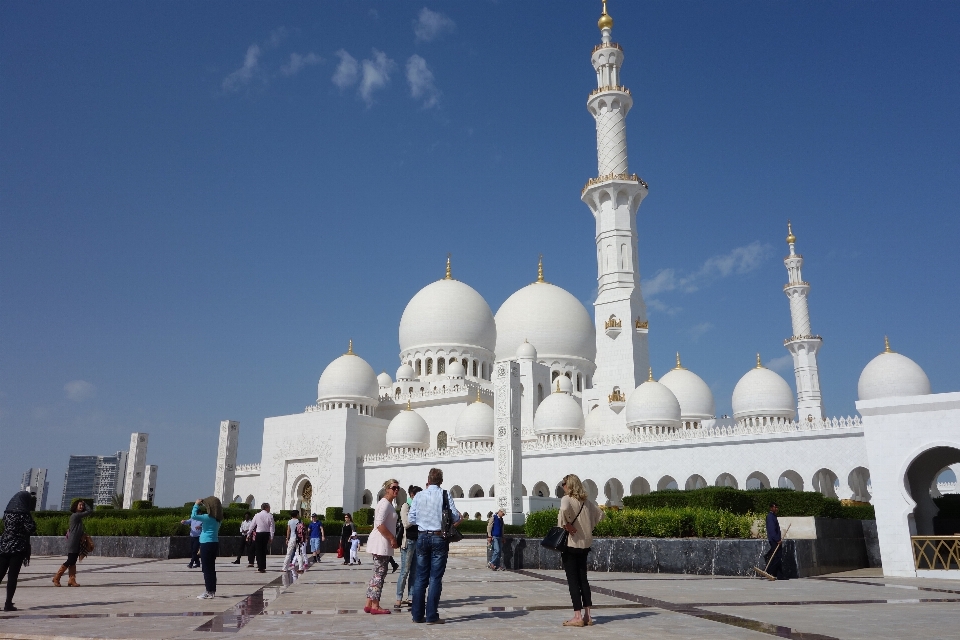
left=884, top=336, right=893, bottom=353
left=598, top=0, right=613, bottom=43
left=536, top=254, right=545, bottom=283
left=648, top=367, right=654, bottom=382
left=782, top=220, right=824, bottom=420
left=444, top=254, right=452, bottom=280
left=756, top=353, right=763, bottom=368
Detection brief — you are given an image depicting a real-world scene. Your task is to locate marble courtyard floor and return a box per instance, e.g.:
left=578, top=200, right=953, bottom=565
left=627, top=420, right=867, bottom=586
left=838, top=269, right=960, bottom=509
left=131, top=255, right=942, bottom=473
left=1, top=555, right=959, bottom=640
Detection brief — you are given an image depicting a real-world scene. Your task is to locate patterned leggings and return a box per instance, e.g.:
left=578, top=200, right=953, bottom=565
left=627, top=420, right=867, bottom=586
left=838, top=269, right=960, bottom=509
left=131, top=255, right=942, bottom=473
left=365, top=555, right=391, bottom=602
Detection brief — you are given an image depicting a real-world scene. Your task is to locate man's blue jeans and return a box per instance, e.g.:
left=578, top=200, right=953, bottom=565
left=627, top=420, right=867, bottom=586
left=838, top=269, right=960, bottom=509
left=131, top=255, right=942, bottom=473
left=411, top=533, right=449, bottom=623
left=490, top=536, right=503, bottom=568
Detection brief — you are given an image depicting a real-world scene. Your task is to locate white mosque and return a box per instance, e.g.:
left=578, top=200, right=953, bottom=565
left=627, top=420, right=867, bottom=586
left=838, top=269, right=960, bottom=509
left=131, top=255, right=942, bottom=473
left=225, top=3, right=960, bottom=578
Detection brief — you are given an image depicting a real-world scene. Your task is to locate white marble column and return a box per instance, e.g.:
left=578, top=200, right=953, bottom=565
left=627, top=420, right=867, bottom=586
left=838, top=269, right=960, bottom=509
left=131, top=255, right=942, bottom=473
left=213, top=420, right=240, bottom=504
left=122, top=433, right=148, bottom=508
left=494, top=360, right=524, bottom=526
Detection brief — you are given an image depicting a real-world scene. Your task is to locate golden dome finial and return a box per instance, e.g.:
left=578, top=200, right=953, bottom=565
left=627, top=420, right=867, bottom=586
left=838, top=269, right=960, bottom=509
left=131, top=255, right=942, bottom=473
left=536, top=254, right=545, bottom=283
left=786, top=220, right=796, bottom=245
left=475, top=387, right=482, bottom=403
left=884, top=335, right=894, bottom=353
left=598, top=0, right=613, bottom=30
left=444, top=253, right=452, bottom=280
left=346, top=339, right=354, bottom=355
left=675, top=352, right=684, bottom=370
left=406, top=398, right=412, bottom=411
left=555, top=378, right=562, bottom=393
left=648, top=367, right=654, bottom=382
left=756, top=353, right=763, bottom=368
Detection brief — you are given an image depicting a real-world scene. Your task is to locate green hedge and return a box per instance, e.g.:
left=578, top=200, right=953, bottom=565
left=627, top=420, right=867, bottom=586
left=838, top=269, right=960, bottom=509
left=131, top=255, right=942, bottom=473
left=352, top=508, right=375, bottom=526
left=454, top=519, right=524, bottom=535
left=524, top=507, right=755, bottom=539
left=326, top=507, right=344, bottom=522
left=621, top=487, right=866, bottom=519
left=131, top=500, right=154, bottom=510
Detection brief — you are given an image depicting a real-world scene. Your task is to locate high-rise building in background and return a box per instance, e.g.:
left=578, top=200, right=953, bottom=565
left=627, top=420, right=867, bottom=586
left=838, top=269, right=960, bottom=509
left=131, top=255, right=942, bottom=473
left=58, top=434, right=154, bottom=511
left=142, top=464, right=158, bottom=503
left=60, top=456, right=100, bottom=511
left=122, top=433, right=149, bottom=508
left=20, top=468, right=49, bottom=511
left=95, top=451, right=128, bottom=506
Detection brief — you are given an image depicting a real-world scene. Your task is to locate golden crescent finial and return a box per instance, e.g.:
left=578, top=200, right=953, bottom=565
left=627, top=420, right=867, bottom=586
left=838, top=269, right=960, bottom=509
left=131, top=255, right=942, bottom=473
left=536, top=254, right=545, bottom=283
left=648, top=367, right=654, bottom=382
left=444, top=254, right=452, bottom=280
left=884, top=336, right=893, bottom=353
left=346, top=339, right=354, bottom=355
left=786, top=220, right=796, bottom=245
left=756, top=353, right=763, bottom=368
left=675, top=352, right=684, bottom=370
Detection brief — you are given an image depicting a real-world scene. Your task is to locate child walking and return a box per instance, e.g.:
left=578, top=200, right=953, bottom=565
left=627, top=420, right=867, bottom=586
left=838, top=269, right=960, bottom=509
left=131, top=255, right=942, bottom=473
left=349, top=532, right=361, bottom=565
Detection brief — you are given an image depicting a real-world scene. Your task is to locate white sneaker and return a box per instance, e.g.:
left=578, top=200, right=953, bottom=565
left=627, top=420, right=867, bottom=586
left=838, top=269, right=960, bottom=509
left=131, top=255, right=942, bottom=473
left=197, top=592, right=214, bottom=599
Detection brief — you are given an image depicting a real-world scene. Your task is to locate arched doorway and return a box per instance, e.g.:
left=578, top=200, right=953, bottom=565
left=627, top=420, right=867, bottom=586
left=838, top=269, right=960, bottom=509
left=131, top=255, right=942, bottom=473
left=905, top=446, right=960, bottom=536
left=297, top=480, right=312, bottom=519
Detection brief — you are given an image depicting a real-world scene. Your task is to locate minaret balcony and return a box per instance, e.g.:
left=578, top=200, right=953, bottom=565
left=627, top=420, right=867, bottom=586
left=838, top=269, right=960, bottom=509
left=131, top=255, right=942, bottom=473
left=581, top=172, right=647, bottom=196
left=635, top=318, right=649, bottom=334
left=608, top=388, right=626, bottom=413
left=592, top=42, right=623, bottom=54
left=589, top=84, right=631, bottom=98
left=604, top=316, right=622, bottom=339
left=784, top=334, right=822, bottom=344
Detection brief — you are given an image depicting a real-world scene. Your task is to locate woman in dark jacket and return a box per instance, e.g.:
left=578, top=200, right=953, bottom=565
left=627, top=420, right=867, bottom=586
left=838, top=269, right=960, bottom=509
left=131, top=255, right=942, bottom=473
left=340, top=513, right=355, bottom=565
left=0, top=491, right=37, bottom=611
left=53, top=499, right=92, bottom=587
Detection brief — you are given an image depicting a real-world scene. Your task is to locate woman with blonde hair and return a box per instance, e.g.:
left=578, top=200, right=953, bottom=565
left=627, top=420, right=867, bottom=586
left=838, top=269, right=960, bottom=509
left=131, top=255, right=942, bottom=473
left=363, top=478, right=400, bottom=614
left=558, top=474, right=603, bottom=627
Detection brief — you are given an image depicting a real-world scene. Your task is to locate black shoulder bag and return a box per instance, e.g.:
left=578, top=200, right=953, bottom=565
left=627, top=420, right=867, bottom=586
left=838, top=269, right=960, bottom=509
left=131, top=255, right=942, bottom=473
left=441, top=490, right=463, bottom=542
left=540, top=500, right=585, bottom=551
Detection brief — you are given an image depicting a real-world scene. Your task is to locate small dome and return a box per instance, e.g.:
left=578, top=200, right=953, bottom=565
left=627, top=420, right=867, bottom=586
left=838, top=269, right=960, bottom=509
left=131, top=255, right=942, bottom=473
left=732, top=361, right=795, bottom=421
left=534, top=389, right=585, bottom=437
left=495, top=281, right=596, bottom=368
left=455, top=400, right=494, bottom=442
left=447, top=361, right=466, bottom=377
left=516, top=340, right=538, bottom=360
left=625, top=380, right=681, bottom=429
left=396, top=364, right=416, bottom=381
left=399, top=278, right=496, bottom=355
left=317, top=346, right=379, bottom=403
left=377, top=371, right=393, bottom=387
left=858, top=341, right=930, bottom=401
left=555, top=376, right=574, bottom=394
left=385, top=408, right=430, bottom=450
left=584, top=406, right=605, bottom=435
left=659, top=364, right=715, bottom=421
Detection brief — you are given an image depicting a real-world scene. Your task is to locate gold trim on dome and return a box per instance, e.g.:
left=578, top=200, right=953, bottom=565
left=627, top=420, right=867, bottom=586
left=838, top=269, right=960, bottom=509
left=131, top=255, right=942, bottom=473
left=598, top=0, right=613, bottom=30
left=474, top=387, right=482, bottom=403
left=406, top=398, right=412, bottom=411
left=648, top=367, right=655, bottom=382
left=592, top=42, right=622, bottom=54
left=589, top=84, right=632, bottom=98
left=635, top=318, right=649, bottom=329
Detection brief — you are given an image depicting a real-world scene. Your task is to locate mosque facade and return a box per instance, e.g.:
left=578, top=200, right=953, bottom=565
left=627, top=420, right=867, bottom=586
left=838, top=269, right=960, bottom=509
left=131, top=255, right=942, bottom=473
left=228, top=4, right=959, bottom=576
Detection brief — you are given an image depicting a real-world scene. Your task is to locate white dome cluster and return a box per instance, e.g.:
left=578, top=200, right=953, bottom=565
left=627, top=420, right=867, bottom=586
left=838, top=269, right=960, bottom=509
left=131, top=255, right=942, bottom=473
left=385, top=406, right=430, bottom=450
left=317, top=342, right=380, bottom=411
left=732, top=356, right=795, bottom=423
left=858, top=338, right=930, bottom=401
left=534, top=381, right=585, bottom=438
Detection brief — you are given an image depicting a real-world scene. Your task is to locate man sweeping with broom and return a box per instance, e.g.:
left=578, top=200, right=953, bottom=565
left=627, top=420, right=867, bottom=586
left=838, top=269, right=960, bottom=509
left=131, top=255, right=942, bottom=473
left=762, top=502, right=785, bottom=580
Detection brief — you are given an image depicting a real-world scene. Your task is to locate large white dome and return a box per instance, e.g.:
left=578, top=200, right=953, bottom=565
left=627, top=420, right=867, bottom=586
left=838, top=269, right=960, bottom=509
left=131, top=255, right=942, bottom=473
left=534, top=389, right=585, bottom=437
left=732, top=361, right=795, bottom=421
left=659, top=361, right=715, bottom=421
left=858, top=342, right=931, bottom=401
left=399, top=278, right=496, bottom=355
left=625, top=379, right=681, bottom=429
left=317, top=347, right=380, bottom=403
left=385, top=408, right=430, bottom=449
left=455, top=400, right=494, bottom=442
left=495, top=281, right=596, bottom=368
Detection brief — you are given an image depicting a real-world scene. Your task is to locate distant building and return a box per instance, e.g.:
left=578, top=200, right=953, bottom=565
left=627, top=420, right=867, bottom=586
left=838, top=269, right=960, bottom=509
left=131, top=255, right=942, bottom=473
left=20, top=468, right=49, bottom=511
left=142, top=464, right=158, bottom=503
left=59, top=451, right=128, bottom=511
left=95, top=451, right=128, bottom=506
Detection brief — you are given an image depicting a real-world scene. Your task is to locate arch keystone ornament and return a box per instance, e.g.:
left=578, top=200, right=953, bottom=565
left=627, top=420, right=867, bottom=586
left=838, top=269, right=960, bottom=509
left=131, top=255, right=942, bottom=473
left=493, top=360, right=524, bottom=525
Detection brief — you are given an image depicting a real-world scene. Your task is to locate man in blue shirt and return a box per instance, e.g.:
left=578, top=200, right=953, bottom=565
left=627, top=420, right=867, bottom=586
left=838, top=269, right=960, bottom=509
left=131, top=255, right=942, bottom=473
left=308, top=514, right=325, bottom=562
left=765, top=503, right=783, bottom=579
left=409, top=467, right=460, bottom=624
left=487, top=509, right=505, bottom=571
left=180, top=516, right=202, bottom=568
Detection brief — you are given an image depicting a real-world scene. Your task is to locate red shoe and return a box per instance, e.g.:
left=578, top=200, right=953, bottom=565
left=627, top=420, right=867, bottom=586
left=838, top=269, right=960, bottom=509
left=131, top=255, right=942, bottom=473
left=370, top=608, right=391, bottom=615
left=363, top=606, right=371, bottom=613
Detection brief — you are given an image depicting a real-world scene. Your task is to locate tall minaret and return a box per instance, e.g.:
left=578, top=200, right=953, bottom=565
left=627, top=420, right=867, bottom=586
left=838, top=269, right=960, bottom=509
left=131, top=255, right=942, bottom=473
left=581, top=0, right=650, bottom=406
left=783, top=221, right=825, bottom=420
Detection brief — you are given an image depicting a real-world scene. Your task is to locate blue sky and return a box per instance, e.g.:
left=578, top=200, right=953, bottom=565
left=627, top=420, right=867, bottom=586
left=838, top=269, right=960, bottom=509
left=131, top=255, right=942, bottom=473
left=2, top=1, right=958, bottom=507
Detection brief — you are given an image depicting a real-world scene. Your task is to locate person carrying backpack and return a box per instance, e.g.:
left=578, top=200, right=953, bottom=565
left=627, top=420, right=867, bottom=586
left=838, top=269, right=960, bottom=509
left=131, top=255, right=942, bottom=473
left=282, top=513, right=301, bottom=571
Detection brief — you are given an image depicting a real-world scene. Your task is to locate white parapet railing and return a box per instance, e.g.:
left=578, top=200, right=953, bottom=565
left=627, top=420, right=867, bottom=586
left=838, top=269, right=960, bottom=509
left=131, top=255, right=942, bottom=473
left=937, top=481, right=958, bottom=495
left=363, top=441, right=493, bottom=464
left=235, top=463, right=261, bottom=473
left=522, top=416, right=863, bottom=452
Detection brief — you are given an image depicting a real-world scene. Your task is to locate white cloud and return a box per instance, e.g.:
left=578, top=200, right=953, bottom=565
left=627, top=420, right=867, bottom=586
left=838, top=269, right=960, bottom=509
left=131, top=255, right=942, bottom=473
left=766, top=354, right=794, bottom=373
left=332, top=49, right=359, bottom=89
left=222, top=44, right=262, bottom=92
left=688, top=322, right=713, bottom=341
left=642, top=241, right=772, bottom=295
left=65, top=380, right=96, bottom=402
left=414, top=7, right=455, bottom=42
left=406, top=54, right=440, bottom=108
left=647, top=298, right=682, bottom=316
left=281, top=52, right=322, bottom=77
left=359, top=49, right=397, bottom=105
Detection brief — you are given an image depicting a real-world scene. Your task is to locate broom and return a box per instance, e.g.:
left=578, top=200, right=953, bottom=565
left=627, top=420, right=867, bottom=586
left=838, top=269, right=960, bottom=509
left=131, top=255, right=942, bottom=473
left=754, top=523, right=790, bottom=581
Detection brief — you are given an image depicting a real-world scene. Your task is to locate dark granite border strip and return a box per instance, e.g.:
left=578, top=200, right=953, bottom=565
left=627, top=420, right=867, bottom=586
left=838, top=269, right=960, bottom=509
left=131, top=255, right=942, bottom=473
left=813, top=576, right=960, bottom=596
left=513, top=569, right=842, bottom=640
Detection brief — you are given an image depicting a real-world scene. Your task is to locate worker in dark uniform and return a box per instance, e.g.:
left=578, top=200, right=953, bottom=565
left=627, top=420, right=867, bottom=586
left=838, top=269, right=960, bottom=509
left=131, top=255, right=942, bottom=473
left=765, top=502, right=783, bottom=579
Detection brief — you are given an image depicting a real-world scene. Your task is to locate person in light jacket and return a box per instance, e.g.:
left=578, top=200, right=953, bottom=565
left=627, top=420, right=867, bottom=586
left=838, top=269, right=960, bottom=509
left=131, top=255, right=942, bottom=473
left=362, top=478, right=400, bottom=614
left=233, top=512, right=253, bottom=564
left=557, top=474, right=604, bottom=627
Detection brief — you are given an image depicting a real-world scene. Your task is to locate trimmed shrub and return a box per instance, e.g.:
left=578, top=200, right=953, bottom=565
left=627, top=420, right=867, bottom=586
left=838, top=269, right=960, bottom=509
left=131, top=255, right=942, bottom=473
left=326, top=507, right=344, bottom=522
left=95, top=505, right=114, bottom=511
left=622, top=487, right=860, bottom=519
left=352, top=508, right=375, bottom=526
left=525, top=508, right=559, bottom=538
left=841, top=504, right=876, bottom=520
left=524, top=506, right=754, bottom=539
left=131, top=500, right=154, bottom=510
